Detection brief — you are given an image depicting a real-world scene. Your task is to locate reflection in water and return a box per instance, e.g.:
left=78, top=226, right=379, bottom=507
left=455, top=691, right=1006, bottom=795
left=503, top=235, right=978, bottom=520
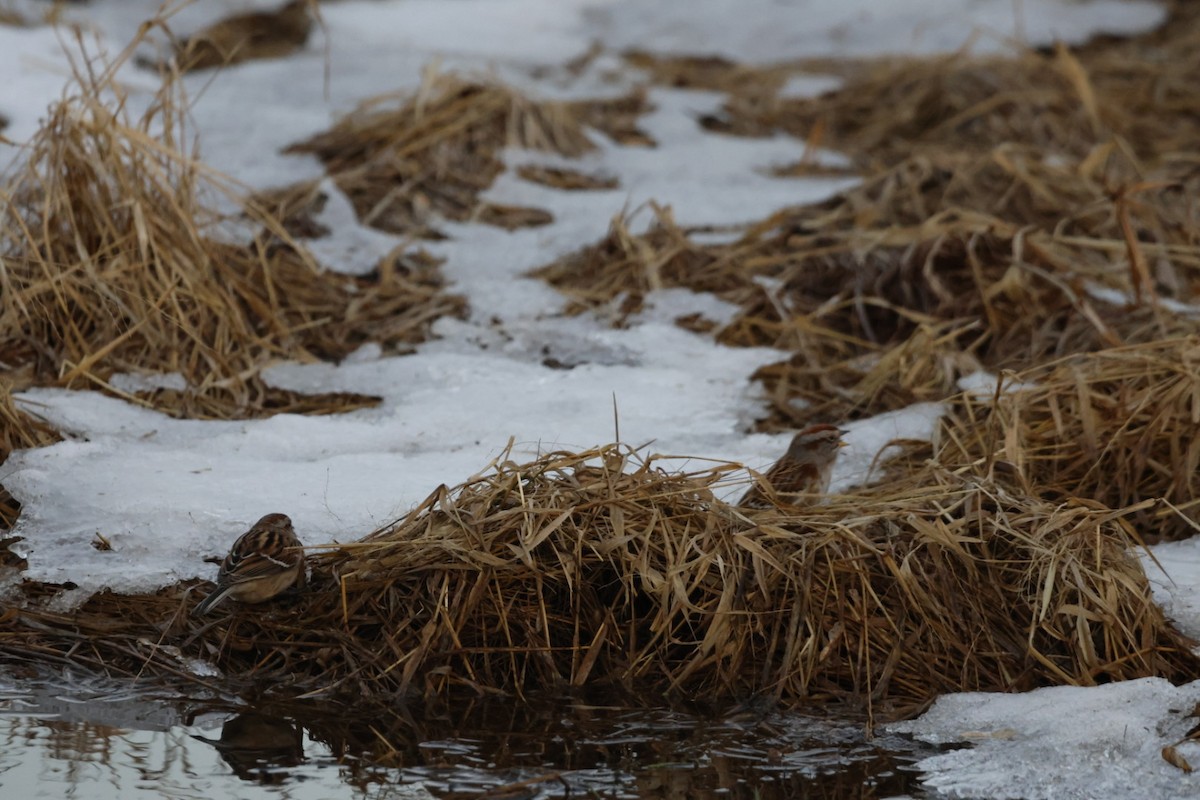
left=0, top=669, right=933, bottom=799
left=190, top=713, right=304, bottom=784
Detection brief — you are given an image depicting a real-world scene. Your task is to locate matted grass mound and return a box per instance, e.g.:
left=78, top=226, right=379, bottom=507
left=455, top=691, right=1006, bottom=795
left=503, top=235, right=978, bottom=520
left=0, top=382, right=58, bottom=465
left=0, top=444, right=1192, bottom=717
left=938, top=337, right=1200, bottom=541
left=712, top=6, right=1200, bottom=170
left=537, top=8, right=1200, bottom=430
left=171, top=0, right=314, bottom=72
left=531, top=209, right=746, bottom=324
left=721, top=153, right=1198, bottom=428
left=287, top=71, right=649, bottom=238
left=0, top=53, right=465, bottom=420
left=533, top=174, right=1196, bottom=429
left=0, top=382, right=59, bottom=530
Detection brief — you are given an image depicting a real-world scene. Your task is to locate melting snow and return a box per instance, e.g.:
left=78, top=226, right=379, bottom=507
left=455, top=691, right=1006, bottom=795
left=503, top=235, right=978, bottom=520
left=0, top=1, right=1188, bottom=797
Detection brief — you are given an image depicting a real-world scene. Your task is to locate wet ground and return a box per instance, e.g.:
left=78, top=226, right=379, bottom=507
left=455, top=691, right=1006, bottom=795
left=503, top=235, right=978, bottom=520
left=0, top=666, right=935, bottom=799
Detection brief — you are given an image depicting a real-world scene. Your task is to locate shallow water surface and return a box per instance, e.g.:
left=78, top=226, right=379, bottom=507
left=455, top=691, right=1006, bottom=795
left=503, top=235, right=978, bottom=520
left=0, top=669, right=930, bottom=798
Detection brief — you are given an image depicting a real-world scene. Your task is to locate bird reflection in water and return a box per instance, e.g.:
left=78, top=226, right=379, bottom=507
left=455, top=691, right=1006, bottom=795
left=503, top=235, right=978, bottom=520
left=191, top=712, right=304, bottom=783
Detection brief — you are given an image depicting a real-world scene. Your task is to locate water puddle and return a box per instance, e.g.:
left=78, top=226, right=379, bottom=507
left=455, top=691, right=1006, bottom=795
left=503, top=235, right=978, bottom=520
left=0, top=667, right=932, bottom=798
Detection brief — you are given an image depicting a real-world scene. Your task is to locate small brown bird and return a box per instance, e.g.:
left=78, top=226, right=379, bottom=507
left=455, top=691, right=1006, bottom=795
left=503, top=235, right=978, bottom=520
left=192, top=513, right=306, bottom=616
left=739, top=424, right=847, bottom=508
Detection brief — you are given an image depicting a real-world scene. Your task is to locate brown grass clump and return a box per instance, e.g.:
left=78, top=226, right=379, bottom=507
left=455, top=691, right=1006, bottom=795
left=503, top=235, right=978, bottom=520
left=0, top=382, right=57, bottom=464
left=751, top=322, right=984, bottom=427
left=710, top=50, right=1100, bottom=168
left=718, top=11, right=1200, bottom=170
left=171, top=0, right=314, bottom=72
left=531, top=208, right=748, bottom=324
left=246, top=180, right=330, bottom=239
left=0, top=444, right=1193, bottom=717
left=0, top=382, right=60, bottom=530
left=938, top=337, right=1200, bottom=541
left=533, top=143, right=1199, bottom=428
left=0, top=53, right=465, bottom=420
left=624, top=51, right=842, bottom=143
left=0, top=9, right=29, bottom=28
left=536, top=8, right=1200, bottom=431
left=571, top=89, right=656, bottom=148
left=723, top=159, right=1198, bottom=425
left=288, top=72, right=592, bottom=237
left=625, top=51, right=794, bottom=97
left=516, top=165, right=619, bottom=191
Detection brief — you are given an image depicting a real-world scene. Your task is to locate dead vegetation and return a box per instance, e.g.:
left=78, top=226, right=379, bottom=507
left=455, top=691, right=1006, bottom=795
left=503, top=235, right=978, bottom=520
left=625, top=51, right=793, bottom=95
left=516, top=164, right=619, bottom=191
left=535, top=4, right=1200, bottom=434
left=0, top=382, right=59, bottom=530
left=287, top=71, right=651, bottom=238
left=0, top=440, right=1193, bottom=717
left=1, top=2, right=1199, bottom=720
left=0, top=45, right=465, bottom=422
left=533, top=149, right=1198, bottom=429
left=168, top=0, right=314, bottom=72
left=0, top=383, right=57, bottom=471
left=246, top=179, right=331, bottom=240
left=708, top=28, right=1200, bottom=171
left=940, top=337, right=1200, bottom=541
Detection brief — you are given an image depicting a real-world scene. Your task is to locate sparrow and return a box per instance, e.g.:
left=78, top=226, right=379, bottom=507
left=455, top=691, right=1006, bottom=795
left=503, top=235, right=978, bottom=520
left=192, top=513, right=306, bottom=616
left=739, top=424, right=847, bottom=508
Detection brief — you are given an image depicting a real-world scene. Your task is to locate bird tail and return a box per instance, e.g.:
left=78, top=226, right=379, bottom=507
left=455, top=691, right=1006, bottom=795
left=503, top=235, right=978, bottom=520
left=192, top=584, right=233, bottom=616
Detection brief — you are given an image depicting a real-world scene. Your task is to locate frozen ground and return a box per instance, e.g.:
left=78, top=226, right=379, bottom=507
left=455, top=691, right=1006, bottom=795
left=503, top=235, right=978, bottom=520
left=888, top=678, right=1200, bottom=800
left=1, top=1, right=1196, bottom=798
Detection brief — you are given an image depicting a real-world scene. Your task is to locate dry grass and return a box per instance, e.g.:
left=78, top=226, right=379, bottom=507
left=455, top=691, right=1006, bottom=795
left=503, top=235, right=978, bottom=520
left=516, top=164, right=619, bottom=191
left=571, top=89, right=656, bottom=148
left=0, top=382, right=57, bottom=464
left=531, top=208, right=746, bottom=324
left=0, top=7, right=28, bottom=28
left=246, top=179, right=330, bottom=239
left=938, top=337, right=1200, bottom=541
left=2, top=2, right=1199, bottom=720
left=533, top=188, right=1196, bottom=433
left=712, top=10, right=1200, bottom=171
left=750, top=321, right=984, bottom=426
left=287, top=71, right=650, bottom=238
left=0, top=381, right=60, bottom=530
left=164, top=0, right=314, bottom=72
left=0, top=442, right=1192, bottom=717
left=0, top=45, right=465, bottom=421
left=533, top=5, right=1200, bottom=426
left=529, top=13, right=1200, bottom=561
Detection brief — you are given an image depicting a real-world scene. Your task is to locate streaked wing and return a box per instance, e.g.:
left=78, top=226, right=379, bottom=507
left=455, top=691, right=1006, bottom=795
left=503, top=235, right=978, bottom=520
left=219, top=529, right=300, bottom=585
left=766, top=460, right=820, bottom=495
left=221, top=550, right=299, bottom=585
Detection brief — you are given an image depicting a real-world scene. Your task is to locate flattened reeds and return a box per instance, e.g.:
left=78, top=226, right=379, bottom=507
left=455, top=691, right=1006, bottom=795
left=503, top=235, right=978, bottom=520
left=939, top=337, right=1200, bottom=541
left=0, top=381, right=59, bottom=530
left=172, top=0, right=313, bottom=72
left=1, top=0, right=1197, bottom=723
left=533, top=146, right=1199, bottom=429
left=1, top=444, right=1192, bottom=716
left=0, top=381, right=57, bottom=464
left=287, top=71, right=623, bottom=237
left=717, top=15, right=1200, bottom=169
left=536, top=8, right=1200, bottom=432
left=0, top=51, right=465, bottom=420
left=530, top=209, right=747, bottom=323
